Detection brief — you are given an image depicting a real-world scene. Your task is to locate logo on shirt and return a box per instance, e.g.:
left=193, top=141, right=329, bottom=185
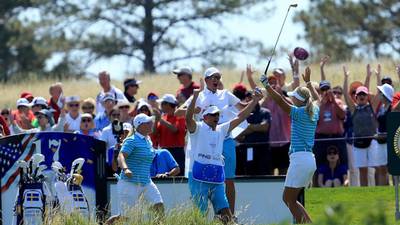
left=394, top=126, right=400, bottom=158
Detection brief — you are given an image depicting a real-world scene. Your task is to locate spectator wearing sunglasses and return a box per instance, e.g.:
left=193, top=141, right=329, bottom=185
left=317, top=146, right=348, bottom=187
left=95, top=94, right=117, bottom=131
left=172, top=66, right=200, bottom=105
left=65, top=96, right=82, bottom=132
left=31, top=97, right=49, bottom=128
left=81, top=98, right=96, bottom=118
left=77, top=113, right=100, bottom=139
left=0, top=109, right=11, bottom=136
left=116, top=100, right=133, bottom=125
left=10, top=109, right=66, bottom=134
left=123, top=78, right=142, bottom=103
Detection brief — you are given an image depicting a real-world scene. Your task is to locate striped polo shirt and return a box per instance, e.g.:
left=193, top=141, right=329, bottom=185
left=289, top=105, right=319, bottom=154
left=120, top=132, right=155, bottom=185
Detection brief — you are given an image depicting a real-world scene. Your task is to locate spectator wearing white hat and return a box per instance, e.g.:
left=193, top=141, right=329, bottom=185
left=76, top=113, right=100, bottom=139
left=374, top=83, right=394, bottom=185
left=116, top=113, right=164, bottom=217
left=65, top=96, right=82, bottom=132
left=172, top=66, right=200, bottom=105
left=178, top=67, right=245, bottom=215
left=94, top=93, right=117, bottom=131
left=153, top=94, right=186, bottom=175
left=123, top=78, right=142, bottom=103
left=31, top=97, right=49, bottom=128
left=10, top=108, right=66, bottom=134
left=96, top=71, right=127, bottom=114
left=12, top=98, right=35, bottom=130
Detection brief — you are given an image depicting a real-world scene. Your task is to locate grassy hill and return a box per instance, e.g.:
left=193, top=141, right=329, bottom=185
left=0, top=60, right=399, bottom=108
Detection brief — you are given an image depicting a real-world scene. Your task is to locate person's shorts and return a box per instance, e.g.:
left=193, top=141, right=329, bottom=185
left=285, top=152, right=316, bottom=188
left=188, top=173, right=229, bottom=214
left=353, top=140, right=386, bottom=167
left=117, top=179, right=163, bottom=215
left=223, top=138, right=236, bottom=179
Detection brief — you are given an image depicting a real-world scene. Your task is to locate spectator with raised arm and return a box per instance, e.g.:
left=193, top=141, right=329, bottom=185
left=343, top=66, right=379, bottom=186
left=48, top=82, right=63, bottom=122
left=10, top=109, right=66, bottom=134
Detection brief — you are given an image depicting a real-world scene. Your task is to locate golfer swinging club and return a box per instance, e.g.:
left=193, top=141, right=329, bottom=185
left=186, top=87, right=262, bottom=224
left=260, top=67, right=319, bottom=223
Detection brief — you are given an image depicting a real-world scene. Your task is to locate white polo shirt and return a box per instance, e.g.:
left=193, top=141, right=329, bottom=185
left=96, top=86, right=127, bottom=114
left=184, top=88, right=240, bottom=123
left=65, top=113, right=81, bottom=132
left=100, top=124, right=117, bottom=151
left=187, top=121, right=230, bottom=172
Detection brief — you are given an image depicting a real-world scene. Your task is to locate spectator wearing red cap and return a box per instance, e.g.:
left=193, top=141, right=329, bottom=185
left=20, top=91, right=34, bottom=103
left=48, top=82, right=63, bottom=122
left=172, top=66, right=200, bottom=105
left=12, top=98, right=35, bottom=130
left=343, top=66, right=380, bottom=186
left=0, top=109, right=11, bottom=136
left=153, top=94, right=186, bottom=176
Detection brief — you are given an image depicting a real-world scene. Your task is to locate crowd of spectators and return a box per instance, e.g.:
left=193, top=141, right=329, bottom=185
left=1, top=55, right=400, bottom=188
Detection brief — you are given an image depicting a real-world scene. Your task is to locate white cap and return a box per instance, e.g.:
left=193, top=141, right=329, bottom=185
left=65, top=96, right=81, bottom=104
left=116, top=99, right=131, bottom=108
left=204, top=67, right=221, bottom=78
left=287, top=89, right=306, bottom=102
left=158, top=94, right=177, bottom=105
left=133, top=113, right=154, bottom=128
left=202, top=106, right=220, bottom=117
left=123, top=122, right=133, bottom=132
left=377, top=83, right=394, bottom=102
left=137, top=100, right=151, bottom=111
left=102, top=93, right=115, bottom=102
left=31, top=97, right=48, bottom=107
left=16, top=98, right=31, bottom=108
left=172, top=66, right=193, bottom=76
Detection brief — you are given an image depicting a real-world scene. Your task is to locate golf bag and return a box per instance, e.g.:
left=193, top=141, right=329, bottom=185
left=52, top=158, right=90, bottom=219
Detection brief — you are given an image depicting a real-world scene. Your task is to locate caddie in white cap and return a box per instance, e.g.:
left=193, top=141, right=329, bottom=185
left=185, top=88, right=263, bottom=223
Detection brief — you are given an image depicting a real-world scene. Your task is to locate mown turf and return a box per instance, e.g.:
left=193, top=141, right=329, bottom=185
left=306, top=186, right=400, bottom=225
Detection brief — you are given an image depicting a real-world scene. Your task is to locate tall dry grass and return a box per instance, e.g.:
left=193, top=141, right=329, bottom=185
left=1, top=60, right=399, bottom=108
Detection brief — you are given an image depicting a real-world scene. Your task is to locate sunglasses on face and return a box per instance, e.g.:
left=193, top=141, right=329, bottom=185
left=36, top=115, right=47, bottom=120
left=81, top=118, right=92, bottom=123
left=208, top=113, right=220, bottom=117
left=1, top=112, right=9, bottom=116
left=119, top=105, right=130, bottom=109
left=68, top=103, right=80, bottom=108
left=82, top=106, right=94, bottom=110
left=320, top=87, right=330, bottom=92
left=328, top=151, right=338, bottom=155
left=111, top=114, right=120, bottom=118
left=333, top=91, right=342, bottom=95
left=207, top=75, right=221, bottom=81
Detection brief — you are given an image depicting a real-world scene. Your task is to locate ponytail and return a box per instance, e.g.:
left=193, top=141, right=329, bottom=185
left=305, top=97, right=316, bottom=121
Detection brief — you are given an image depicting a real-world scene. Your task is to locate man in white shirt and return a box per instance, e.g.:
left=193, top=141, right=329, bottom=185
left=186, top=87, right=261, bottom=223
left=96, top=71, right=127, bottom=114
left=178, top=67, right=244, bottom=216
left=65, top=96, right=82, bottom=132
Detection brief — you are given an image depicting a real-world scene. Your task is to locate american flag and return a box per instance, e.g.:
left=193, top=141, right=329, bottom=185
left=1, top=133, right=37, bottom=193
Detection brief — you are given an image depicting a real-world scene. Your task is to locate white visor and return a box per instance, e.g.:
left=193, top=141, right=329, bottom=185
left=287, top=91, right=306, bottom=102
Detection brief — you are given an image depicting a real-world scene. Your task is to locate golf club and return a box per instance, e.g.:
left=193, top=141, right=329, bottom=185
left=17, top=160, right=28, bottom=182
left=70, top=158, right=85, bottom=175
left=263, top=3, right=298, bottom=75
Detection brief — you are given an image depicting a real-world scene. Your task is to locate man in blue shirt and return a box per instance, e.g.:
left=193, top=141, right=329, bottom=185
left=150, top=149, right=180, bottom=178
left=94, top=94, right=116, bottom=131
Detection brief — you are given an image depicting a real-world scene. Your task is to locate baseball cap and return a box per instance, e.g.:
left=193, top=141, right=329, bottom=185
left=377, top=83, right=394, bottom=102
left=204, top=67, right=221, bottom=78
left=272, top=68, right=285, bottom=76
left=115, top=99, right=131, bottom=109
left=31, top=97, right=48, bottom=108
left=158, top=94, right=177, bottom=105
left=202, top=106, right=220, bottom=117
left=20, top=91, right=34, bottom=100
left=16, top=98, right=31, bottom=108
left=123, top=122, right=133, bottom=132
left=172, top=66, right=193, bottom=76
left=147, top=92, right=159, bottom=101
left=65, top=96, right=81, bottom=104
left=355, top=86, right=369, bottom=95
left=81, top=113, right=93, bottom=119
left=124, top=78, right=142, bottom=87
left=35, top=109, right=52, bottom=118
left=319, top=80, right=331, bottom=89
left=287, top=88, right=306, bottom=102
left=133, top=113, right=154, bottom=128
left=137, top=100, right=151, bottom=111
left=102, top=93, right=115, bottom=102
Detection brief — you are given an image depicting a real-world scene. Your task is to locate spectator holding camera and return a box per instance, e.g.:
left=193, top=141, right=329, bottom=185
left=107, top=122, right=133, bottom=173
left=317, top=146, right=349, bottom=188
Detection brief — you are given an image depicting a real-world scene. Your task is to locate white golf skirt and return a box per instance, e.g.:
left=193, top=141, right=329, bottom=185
left=284, top=151, right=316, bottom=188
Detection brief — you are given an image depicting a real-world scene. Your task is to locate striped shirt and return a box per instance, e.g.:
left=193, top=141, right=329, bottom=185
left=289, top=105, right=319, bottom=154
left=120, top=132, right=155, bottom=185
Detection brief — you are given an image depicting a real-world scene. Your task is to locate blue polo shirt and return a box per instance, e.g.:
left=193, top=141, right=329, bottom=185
left=94, top=112, right=110, bottom=131
left=289, top=105, right=319, bottom=154
left=120, top=133, right=155, bottom=185
left=150, top=149, right=179, bottom=177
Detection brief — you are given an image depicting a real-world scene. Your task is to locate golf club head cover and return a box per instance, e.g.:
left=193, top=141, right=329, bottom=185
left=294, top=47, right=309, bottom=60
left=260, top=74, right=270, bottom=88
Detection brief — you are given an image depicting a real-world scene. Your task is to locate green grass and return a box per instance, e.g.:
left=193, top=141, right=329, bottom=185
left=307, top=186, right=400, bottom=225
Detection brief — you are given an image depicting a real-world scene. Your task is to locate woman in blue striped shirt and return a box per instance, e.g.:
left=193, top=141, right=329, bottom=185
left=261, top=67, right=319, bottom=224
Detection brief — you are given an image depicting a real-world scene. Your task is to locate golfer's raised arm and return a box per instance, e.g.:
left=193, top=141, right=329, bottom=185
left=228, top=90, right=263, bottom=133
left=260, top=75, right=291, bottom=114
left=186, top=89, right=200, bottom=133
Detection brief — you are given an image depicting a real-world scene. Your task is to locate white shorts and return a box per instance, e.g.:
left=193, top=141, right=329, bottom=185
left=285, top=152, right=316, bottom=188
left=353, top=140, right=387, bottom=168
left=117, top=179, right=163, bottom=215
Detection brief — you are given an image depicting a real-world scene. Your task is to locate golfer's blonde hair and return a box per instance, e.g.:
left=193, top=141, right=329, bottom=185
left=294, top=87, right=317, bottom=121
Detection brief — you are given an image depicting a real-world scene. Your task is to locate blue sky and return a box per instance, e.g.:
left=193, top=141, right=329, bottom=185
left=85, top=0, right=309, bottom=80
